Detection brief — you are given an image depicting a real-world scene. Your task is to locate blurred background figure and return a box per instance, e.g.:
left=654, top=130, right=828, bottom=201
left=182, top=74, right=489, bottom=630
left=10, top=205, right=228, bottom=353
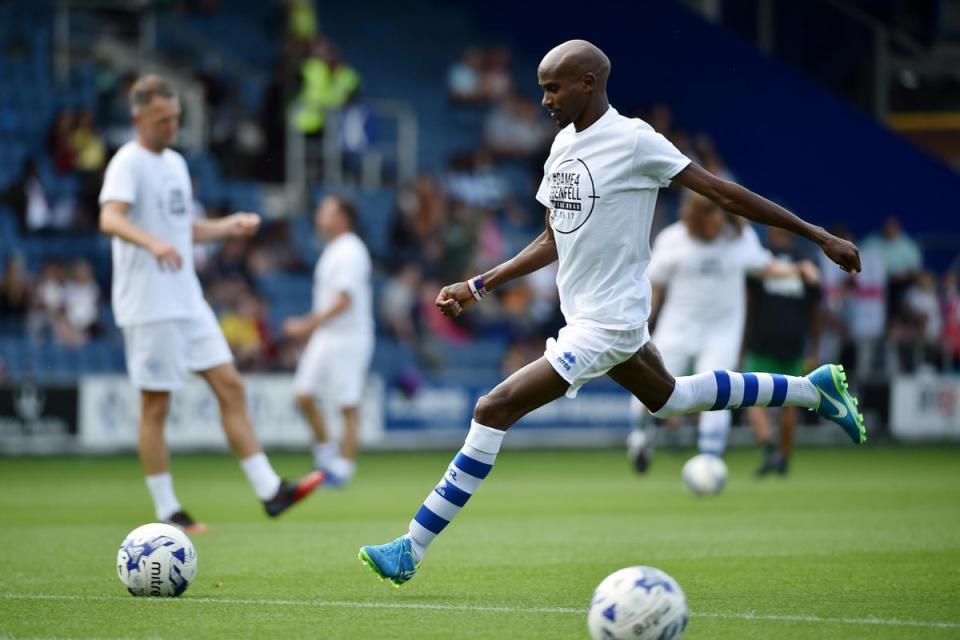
left=744, top=227, right=822, bottom=477
left=285, top=196, right=373, bottom=487
left=628, top=193, right=818, bottom=471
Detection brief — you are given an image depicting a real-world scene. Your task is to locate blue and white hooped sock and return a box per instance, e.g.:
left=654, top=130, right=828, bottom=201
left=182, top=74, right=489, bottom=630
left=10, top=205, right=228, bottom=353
left=406, top=421, right=505, bottom=562
left=654, top=370, right=819, bottom=419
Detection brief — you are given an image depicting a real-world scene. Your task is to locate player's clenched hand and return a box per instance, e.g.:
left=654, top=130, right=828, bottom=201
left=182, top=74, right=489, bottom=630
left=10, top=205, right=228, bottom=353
left=435, top=282, right=476, bottom=318
left=225, top=212, right=261, bottom=237
left=149, top=239, right=182, bottom=271
left=820, top=234, right=861, bottom=274
left=283, top=316, right=315, bottom=340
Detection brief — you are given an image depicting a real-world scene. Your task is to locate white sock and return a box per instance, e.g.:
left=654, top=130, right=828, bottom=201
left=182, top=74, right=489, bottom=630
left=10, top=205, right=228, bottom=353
left=312, top=441, right=339, bottom=470
left=654, top=370, right=819, bottom=418
left=240, top=452, right=282, bottom=501
left=145, top=473, right=181, bottom=521
left=698, top=410, right=731, bottom=456
left=406, top=421, right=505, bottom=563
left=326, top=456, right=356, bottom=482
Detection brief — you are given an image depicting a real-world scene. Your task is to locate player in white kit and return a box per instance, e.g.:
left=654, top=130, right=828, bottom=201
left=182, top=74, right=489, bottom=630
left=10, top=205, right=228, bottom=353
left=359, top=40, right=865, bottom=586
left=627, top=191, right=820, bottom=469
left=98, top=75, right=323, bottom=532
left=284, top=195, right=373, bottom=487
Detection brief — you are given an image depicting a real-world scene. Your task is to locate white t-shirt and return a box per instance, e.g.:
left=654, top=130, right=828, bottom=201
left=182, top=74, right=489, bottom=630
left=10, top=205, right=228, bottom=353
left=312, top=231, right=373, bottom=335
left=648, top=221, right=772, bottom=335
left=536, top=107, right=691, bottom=330
left=99, top=141, right=205, bottom=327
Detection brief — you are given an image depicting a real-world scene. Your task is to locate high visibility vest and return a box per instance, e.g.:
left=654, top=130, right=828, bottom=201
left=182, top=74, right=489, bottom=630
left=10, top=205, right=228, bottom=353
left=295, top=59, right=361, bottom=134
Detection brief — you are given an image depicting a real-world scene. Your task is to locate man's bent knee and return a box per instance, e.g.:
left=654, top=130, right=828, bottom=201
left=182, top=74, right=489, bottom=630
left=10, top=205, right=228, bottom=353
left=214, top=369, right=246, bottom=404
left=295, top=393, right=314, bottom=409
left=473, top=392, right=513, bottom=429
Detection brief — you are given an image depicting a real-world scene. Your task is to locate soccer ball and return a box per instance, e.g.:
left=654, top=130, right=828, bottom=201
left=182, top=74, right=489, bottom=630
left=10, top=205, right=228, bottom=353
left=682, top=453, right=728, bottom=496
left=587, top=566, right=688, bottom=640
left=117, top=523, right=197, bottom=597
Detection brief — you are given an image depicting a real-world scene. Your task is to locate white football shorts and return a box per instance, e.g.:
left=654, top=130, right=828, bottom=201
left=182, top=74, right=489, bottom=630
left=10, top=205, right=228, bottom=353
left=544, top=322, right=651, bottom=398
left=293, top=329, right=373, bottom=408
left=122, top=303, right=233, bottom=391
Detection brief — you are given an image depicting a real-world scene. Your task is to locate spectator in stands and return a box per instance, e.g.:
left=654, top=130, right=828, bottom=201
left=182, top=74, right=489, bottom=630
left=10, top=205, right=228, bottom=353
left=448, top=48, right=485, bottom=104
left=483, top=93, right=554, bottom=160
left=27, top=261, right=65, bottom=343
left=70, top=109, right=106, bottom=173
left=845, top=243, right=888, bottom=378
left=381, top=263, right=422, bottom=345
left=47, top=110, right=77, bottom=173
left=286, top=0, right=318, bottom=45
left=0, top=255, right=31, bottom=321
left=62, top=259, right=100, bottom=344
left=816, top=224, right=853, bottom=366
left=219, top=289, right=272, bottom=371
left=862, top=216, right=922, bottom=322
left=899, top=271, right=942, bottom=371
left=294, top=40, right=361, bottom=135
left=943, top=271, right=960, bottom=370
left=480, top=46, right=513, bottom=102
left=443, top=150, right=508, bottom=209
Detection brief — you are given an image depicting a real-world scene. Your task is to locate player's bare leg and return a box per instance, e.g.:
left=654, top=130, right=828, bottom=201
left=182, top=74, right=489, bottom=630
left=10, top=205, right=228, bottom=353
left=747, top=406, right=774, bottom=446
left=138, top=390, right=172, bottom=476
left=296, top=393, right=329, bottom=447
left=199, top=363, right=323, bottom=515
left=780, top=406, right=798, bottom=458
left=606, top=342, right=676, bottom=412
left=341, top=407, right=359, bottom=459
left=199, top=363, right=261, bottom=458
left=295, top=393, right=338, bottom=473
left=473, top=358, right=571, bottom=429
left=359, top=358, right=569, bottom=585
left=137, top=389, right=207, bottom=532
left=321, top=406, right=361, bottom=486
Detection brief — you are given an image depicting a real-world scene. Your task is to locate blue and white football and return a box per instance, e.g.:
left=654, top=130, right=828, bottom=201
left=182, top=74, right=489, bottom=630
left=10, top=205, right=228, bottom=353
left=117, top=523, right=197, bottom=597
left=587, top=566, right=688, bottom=640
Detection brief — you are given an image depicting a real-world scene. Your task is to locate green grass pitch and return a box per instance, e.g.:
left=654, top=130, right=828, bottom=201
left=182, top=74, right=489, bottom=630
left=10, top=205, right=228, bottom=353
left=1, top=445, right=958, bottom=639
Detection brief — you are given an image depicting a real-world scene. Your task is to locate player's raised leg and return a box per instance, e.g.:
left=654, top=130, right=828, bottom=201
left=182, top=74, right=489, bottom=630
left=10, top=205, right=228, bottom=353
left=608, top=344, right=865, bottom=444
left=199, top=362, right=324, bottom=516
left=359, top=358, right=569, bottom=586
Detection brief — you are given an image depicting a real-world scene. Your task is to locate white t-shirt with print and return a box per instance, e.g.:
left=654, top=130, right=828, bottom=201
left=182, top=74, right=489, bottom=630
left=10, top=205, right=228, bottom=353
left=536, top=107, right=690, bottom=330
left=647, top=221, right=772, bottom=336
left=99, top=141, right=205, bottom=327
left=312, top=231, right=373, bottom=335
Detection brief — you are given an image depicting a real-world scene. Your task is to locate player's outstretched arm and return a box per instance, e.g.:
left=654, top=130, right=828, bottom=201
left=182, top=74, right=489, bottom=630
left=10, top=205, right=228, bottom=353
left=437, top=209, right=558, bottom=318
left=673, top=163, right=861, bottom=273
left=193, top=212, right=261, bottom=243
left=99, top=200, right=182, bottom=270
left=283, top=292, right=351, bottom=340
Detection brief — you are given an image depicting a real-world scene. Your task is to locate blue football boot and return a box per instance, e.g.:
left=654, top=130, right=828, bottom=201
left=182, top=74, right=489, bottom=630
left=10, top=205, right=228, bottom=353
left=806, top=364, right=866, bottom=444
left=358, top=536, right=419, bottom=586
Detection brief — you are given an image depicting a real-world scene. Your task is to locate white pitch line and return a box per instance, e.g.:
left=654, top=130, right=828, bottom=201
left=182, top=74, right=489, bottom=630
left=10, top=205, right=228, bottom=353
left=2, top=593, right=959, bottom=630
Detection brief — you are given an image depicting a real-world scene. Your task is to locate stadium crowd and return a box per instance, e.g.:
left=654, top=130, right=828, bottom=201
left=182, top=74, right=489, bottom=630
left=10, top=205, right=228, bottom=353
left=1, top=7, right=959, bottom=386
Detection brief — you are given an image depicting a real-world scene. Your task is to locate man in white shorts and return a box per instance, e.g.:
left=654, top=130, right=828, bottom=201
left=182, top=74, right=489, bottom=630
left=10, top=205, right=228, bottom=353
left=627, top=191, right=819, bottom=470
left=359, top=40, right=865, bottom=586
left=99, top=74, right=322, bottom=532
left=284, top=195, right=373, bottom=487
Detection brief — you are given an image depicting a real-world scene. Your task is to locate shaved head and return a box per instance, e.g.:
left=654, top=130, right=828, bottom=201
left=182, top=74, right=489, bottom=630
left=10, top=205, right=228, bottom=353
left=537, top=40, right=611, bottom=131
left=539, top=40, right=611, bottom=91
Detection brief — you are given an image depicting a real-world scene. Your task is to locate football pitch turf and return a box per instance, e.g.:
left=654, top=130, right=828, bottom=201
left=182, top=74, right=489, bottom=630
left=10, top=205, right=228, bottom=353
left=1, top=446, right=958, bottom=639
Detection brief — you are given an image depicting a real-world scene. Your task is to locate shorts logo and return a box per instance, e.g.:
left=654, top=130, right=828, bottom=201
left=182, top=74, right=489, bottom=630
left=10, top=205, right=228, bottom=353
left=556, top=351, right=576, bottom=371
